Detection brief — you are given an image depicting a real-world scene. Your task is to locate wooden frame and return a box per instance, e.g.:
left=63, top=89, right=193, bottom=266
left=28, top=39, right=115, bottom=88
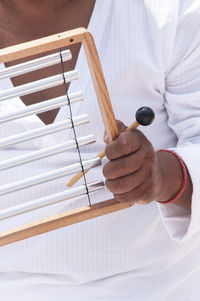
left=0, top=28, right=131, bottom=247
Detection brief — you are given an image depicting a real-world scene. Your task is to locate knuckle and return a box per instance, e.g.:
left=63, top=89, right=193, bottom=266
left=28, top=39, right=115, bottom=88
left=103, top=161, right=119, bottom=179
left=102, top=161, right=113, bottom=178
left=106, top=180, right=118, bottom=193
left=105, top=179, right=113, bottom=192
left=106, top=179, right=125, bottom=194
left=114, top=193, right=130, bottom=204
left=118, top=134, right=131, bottom=155
left=116, top=120, right=127, bottom=133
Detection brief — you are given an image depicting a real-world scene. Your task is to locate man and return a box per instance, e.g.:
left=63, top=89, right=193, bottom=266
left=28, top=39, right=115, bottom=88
left=0, top=0, right=200, bottom=300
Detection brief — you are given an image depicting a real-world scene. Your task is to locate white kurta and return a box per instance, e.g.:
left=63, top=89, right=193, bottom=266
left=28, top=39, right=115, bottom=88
left=0, top=0, right=200, bottom=300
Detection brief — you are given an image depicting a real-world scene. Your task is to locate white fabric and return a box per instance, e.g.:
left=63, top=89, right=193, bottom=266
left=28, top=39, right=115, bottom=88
left=0, top=0, right=200, bottom=300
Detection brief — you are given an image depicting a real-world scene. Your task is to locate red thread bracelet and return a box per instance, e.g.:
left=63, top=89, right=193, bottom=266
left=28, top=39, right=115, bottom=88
left=157, top=149, right=188, bottom=204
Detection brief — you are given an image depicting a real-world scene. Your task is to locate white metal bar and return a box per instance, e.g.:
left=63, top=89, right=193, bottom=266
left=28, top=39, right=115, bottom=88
left=0, top=114, right=89, bottom=149
left=0, top=50, right=72, bottom=80
left=0, top=135, right=95, bottom=171
left=0, top=70, right=78, bottom=101
left=0, top=181, right=105, bottom=220
left=0, top=91, right=83, bottom=124
left=0, top=158, right=101, bottom=196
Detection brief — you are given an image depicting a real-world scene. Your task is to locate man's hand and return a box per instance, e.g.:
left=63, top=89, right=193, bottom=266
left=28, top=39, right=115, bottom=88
left=103, top=121, right=163, bottom=205
left=103, top=120, right=192, bottom=209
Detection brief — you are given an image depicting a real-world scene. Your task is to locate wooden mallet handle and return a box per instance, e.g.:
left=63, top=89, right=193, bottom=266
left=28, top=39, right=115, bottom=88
left=66, top=107, right=155, bottom=187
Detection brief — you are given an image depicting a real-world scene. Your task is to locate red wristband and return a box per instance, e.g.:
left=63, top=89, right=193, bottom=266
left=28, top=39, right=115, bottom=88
left=157, top=150, right=188, bottom=204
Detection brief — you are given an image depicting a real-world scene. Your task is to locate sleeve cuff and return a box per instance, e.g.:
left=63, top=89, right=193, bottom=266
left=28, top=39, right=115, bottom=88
left=158, top=144, right=200, bottom=242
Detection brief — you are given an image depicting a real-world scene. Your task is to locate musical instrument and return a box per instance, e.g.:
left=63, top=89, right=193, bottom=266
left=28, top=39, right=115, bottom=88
left=0, top=28, right=154, bottom=247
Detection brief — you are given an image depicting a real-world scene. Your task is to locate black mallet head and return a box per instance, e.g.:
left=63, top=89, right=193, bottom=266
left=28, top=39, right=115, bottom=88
left=135, top=107, right=155, bottom=126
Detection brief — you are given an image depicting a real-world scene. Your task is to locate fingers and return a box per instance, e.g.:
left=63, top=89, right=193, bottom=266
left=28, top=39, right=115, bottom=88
left=103, top=127, right=157, bottom=205
left=105, top=166, right=147, bottom=194
left=105, top=130, right=142, bottom=160
left=103, top=151, right=145, bottom=179
left=113, top=182, right=153, bottom=204
left=116, top=120, right=127, bottom=133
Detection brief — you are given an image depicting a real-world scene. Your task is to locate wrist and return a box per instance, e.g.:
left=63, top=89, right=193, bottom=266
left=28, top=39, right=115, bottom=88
left=155, top=150, right=185, bottom=203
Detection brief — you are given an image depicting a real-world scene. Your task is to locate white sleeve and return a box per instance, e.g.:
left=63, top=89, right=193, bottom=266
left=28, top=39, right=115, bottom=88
left=158, top=0, right=200, bottom=242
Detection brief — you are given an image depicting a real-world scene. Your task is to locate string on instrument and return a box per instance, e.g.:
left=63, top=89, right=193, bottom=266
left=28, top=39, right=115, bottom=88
left=59, top=49, right=92, bottom=207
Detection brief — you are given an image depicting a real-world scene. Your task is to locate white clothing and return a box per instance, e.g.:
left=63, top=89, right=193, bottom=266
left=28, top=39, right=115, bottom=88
left=0, top=0, right=200, bottom=300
